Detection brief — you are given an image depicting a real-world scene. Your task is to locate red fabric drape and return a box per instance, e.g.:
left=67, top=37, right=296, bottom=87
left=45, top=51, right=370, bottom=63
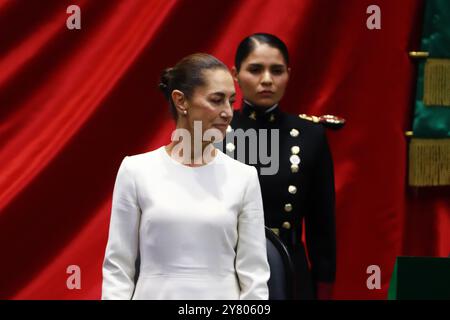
left=0, top=0, right=448, bottom=299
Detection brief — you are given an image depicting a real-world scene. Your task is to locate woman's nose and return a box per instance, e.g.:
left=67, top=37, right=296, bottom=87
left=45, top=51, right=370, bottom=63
left=220, top=107, right=233, bottom=119
left=261, top=71, right=273, bottom=85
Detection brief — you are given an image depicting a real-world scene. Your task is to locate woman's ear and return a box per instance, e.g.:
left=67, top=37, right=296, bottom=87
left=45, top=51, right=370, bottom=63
left=231, top=66, right=239, bottom=83
left=171, top=90, right=188, bottom=115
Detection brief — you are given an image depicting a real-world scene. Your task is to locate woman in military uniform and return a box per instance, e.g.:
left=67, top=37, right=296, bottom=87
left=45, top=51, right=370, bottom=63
left=223, top=33, right=337, bottom=299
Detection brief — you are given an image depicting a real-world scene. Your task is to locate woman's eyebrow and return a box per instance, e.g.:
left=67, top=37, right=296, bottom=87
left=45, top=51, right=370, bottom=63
left=247, top=63, right=285, bottom=68
left=210, top=92, right=236, bottom=98
left=209, top=92, right=225, bottom=98
left=247, top=63, right=263, bottom=68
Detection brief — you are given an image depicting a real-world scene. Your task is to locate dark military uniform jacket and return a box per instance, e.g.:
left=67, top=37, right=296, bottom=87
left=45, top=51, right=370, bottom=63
left=218, top=101, right=336, bottom=299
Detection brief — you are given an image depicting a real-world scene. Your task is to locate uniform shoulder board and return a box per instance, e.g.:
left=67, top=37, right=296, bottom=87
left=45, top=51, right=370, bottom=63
left=298, top=114, right=346, bottom=130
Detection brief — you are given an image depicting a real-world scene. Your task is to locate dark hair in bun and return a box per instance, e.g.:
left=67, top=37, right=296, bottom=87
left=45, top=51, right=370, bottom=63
left=158, top=53, right=228, bottom=120
left=158, top=67, right=172, bottom=99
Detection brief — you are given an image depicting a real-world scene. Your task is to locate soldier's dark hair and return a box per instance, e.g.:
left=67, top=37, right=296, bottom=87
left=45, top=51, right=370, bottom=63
left=234, top=33, right=289, bottom=71
left=159, top=53, right=228, bottom=120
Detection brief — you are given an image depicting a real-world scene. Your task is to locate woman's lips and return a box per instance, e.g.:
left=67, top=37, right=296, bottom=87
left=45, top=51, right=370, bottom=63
left=258, top=90, right=274, bottom=96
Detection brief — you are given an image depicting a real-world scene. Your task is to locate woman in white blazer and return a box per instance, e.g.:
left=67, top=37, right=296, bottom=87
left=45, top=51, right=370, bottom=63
left=102, top=53, right=270, bottom=300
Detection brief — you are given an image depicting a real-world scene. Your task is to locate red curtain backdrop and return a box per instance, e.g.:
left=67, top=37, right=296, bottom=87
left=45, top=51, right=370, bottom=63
left=0, top=0, right=448, bottom=300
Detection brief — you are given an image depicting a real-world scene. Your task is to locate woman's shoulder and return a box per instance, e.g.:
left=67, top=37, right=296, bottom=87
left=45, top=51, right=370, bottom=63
left=120, top=147, right=165, bottom=170
left=285, top=112, right=324, bottom=129
left=282, top=112, right=327, bottom=140
left=216, top=148, right=257, bottom=176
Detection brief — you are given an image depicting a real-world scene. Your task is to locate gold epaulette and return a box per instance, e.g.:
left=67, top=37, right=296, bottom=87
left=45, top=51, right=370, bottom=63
left=298, top=114, right=346, bottom=130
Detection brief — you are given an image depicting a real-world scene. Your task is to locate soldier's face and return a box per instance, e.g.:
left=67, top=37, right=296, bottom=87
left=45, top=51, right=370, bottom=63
left=234, top=44, right=290, bottom=108
left=185, top=69, right=235, bottom=140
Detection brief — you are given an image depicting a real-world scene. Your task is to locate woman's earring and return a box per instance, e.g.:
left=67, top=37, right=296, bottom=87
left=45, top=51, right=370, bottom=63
left=183, top=110, right=188, bottom=115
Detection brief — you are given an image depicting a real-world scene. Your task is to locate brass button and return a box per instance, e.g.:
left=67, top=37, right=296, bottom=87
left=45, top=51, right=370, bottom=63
left=284, top=203, right=293, bottom=212
left=269, top=114, right=276, bottom=122
left=226, top=142, right=235, bottom=152
left=249, top=111, right=256, bottom=120
left=288, top=185, right=297, bottom=194
left=291, top=164, right=299, bottom=173
left=291, top=146, right=300, bottom=155
left=290, top=129, right=299, bottom=137
left=289, top=155, right=301, bottom=165
left=282, top=221, right=291, bottom=229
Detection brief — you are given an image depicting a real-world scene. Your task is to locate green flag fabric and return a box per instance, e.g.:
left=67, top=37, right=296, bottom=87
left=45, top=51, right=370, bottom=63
left=409, top=0, right=450, bottom=186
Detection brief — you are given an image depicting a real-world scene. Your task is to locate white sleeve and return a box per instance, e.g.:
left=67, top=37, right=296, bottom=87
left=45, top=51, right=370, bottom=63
left=235, top=167, right=270, bottom=300
left=102, top=156, right=141, bottom=300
